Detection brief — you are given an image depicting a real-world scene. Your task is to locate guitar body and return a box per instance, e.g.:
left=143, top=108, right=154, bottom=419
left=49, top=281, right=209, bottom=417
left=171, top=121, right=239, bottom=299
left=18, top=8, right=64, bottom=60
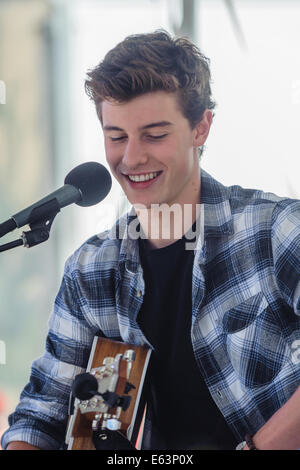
left=66, top=336, right=151, bottom=450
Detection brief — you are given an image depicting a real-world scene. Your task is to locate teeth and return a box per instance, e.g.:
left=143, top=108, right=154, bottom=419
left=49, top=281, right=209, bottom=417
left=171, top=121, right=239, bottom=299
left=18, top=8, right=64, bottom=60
left=128, top=172, right=159, bottom=182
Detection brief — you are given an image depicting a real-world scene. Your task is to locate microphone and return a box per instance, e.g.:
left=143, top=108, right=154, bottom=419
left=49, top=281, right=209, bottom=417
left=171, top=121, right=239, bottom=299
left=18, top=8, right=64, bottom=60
left=0, top=162, right=112, bottom=238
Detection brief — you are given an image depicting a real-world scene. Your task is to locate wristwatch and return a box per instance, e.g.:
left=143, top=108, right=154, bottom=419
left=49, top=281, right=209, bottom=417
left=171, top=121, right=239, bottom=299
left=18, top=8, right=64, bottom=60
left=236, top=441, right=246, bottom=450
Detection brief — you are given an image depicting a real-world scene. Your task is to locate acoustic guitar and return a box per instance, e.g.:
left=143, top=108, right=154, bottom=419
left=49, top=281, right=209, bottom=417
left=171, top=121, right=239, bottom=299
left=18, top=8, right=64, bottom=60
left=65, top=336, right=151, bottom=450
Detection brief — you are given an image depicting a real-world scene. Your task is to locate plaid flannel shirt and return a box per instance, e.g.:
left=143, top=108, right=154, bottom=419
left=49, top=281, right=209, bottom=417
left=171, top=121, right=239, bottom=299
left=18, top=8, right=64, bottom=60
left=2, top=169, right=300, bottom=450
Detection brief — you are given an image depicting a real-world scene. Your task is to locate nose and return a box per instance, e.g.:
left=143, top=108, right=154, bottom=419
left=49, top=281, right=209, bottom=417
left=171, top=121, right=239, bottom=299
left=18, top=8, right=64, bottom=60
left=122, top=137, right=148, bottom=169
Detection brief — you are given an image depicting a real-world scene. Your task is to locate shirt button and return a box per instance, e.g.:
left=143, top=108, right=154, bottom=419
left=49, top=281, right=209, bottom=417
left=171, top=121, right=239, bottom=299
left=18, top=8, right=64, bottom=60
left=136, top=290, right=142, bottom=298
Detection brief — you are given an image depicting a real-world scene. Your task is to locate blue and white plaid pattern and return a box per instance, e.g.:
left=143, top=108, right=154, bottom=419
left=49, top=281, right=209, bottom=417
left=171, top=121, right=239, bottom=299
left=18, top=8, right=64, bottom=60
left=2, top=170, right=300, bottom=449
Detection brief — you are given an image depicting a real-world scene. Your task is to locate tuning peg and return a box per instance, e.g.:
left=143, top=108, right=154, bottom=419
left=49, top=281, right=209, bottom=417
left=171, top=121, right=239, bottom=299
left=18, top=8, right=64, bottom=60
left=123, top=349, right=136, bottom=379
left=123, top=350, right=136, bottom=362
left=124, top=381, right=136, bottom=394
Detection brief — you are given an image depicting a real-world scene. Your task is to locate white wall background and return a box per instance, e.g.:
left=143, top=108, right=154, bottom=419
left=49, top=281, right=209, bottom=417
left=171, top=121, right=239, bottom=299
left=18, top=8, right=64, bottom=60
left=199, top=0, right=300, bottom=199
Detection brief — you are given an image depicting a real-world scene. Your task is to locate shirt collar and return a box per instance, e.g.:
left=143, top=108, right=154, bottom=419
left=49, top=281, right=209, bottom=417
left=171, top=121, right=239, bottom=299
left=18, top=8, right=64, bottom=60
left=201, top=169, right=234, bottom=237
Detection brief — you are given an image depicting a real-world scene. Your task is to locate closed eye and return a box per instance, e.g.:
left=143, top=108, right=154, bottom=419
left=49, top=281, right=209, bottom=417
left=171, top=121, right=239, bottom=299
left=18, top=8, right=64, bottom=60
left=148, top=134, right=168, bottom=140
left=109, top=134, right=168, bottom=142
left=110, top=136, right=126, bottom=142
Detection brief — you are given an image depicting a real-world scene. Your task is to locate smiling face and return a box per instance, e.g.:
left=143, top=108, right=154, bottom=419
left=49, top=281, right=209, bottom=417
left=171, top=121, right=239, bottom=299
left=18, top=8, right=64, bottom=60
left=101, top=91, right=212, bottom=209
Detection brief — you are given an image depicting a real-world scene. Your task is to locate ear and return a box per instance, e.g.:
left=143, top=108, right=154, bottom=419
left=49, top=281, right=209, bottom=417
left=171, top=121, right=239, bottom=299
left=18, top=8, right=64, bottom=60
left=192, top=109, right=213, bottom=147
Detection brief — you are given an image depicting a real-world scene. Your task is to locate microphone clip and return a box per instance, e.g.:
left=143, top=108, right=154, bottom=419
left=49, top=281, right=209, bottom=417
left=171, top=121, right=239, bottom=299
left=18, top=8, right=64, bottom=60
left=0, top=198, right=60, bottom=253
left=21, top=198, right=60, bottom=248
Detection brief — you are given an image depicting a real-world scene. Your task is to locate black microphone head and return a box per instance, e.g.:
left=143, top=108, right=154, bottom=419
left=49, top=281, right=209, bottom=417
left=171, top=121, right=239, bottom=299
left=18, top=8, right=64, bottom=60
left=71, top=372, right=99, bottom=401
left=64, top=162, right=112, bottom=207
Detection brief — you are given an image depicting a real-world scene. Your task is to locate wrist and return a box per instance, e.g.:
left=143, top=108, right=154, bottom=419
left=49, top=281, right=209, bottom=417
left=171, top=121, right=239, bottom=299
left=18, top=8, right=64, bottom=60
left=245, top=434, right=259, bottom=450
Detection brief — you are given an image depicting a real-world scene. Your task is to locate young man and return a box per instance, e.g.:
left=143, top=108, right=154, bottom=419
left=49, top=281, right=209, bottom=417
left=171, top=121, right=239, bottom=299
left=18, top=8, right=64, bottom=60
left=3, top=30, right=300, bottom=451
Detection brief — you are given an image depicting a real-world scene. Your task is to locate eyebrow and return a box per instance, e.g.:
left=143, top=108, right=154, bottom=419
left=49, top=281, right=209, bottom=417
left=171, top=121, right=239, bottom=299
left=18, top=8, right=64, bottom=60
left=103, top=121, right=173, bottom=132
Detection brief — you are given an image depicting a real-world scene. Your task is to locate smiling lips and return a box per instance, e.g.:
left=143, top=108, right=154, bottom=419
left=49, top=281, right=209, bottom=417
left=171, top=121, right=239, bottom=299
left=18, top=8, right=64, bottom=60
left=124, top=171, right=162, bottom=188
left=127, top=171, right=161, bottom=182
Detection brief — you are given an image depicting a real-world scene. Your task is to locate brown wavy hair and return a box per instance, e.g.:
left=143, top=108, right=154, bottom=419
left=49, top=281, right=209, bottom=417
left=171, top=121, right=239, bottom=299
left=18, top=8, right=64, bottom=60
left=85, top=30, right=216, bottom=153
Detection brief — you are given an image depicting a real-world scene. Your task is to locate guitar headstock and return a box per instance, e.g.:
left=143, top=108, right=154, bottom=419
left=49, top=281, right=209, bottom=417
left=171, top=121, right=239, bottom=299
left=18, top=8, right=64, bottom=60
left=66, top=337, right=151, bottom=450
left=74, top=349, right=136, bottom=432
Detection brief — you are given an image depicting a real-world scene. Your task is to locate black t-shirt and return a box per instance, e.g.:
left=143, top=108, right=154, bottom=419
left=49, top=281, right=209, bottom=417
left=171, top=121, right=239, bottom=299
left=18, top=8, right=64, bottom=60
left=137, top=234, right=237, bottom=450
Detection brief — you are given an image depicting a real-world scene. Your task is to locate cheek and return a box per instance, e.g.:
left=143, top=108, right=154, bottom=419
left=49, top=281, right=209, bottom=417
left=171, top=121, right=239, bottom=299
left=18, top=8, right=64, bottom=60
left=164, top=142, right=194, bottom=174
left=156, top=141, right=179, bottom=167
left=104, top=144, right=121, bottom=171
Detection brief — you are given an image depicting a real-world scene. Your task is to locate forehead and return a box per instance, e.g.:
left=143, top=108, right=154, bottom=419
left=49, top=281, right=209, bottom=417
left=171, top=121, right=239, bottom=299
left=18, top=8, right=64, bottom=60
left=100, top=91, right=185, bottom=129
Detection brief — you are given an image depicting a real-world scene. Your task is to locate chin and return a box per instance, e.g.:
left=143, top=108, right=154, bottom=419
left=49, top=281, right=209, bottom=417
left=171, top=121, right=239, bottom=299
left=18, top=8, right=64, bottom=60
left=131, top=201, right=153, bottom=210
